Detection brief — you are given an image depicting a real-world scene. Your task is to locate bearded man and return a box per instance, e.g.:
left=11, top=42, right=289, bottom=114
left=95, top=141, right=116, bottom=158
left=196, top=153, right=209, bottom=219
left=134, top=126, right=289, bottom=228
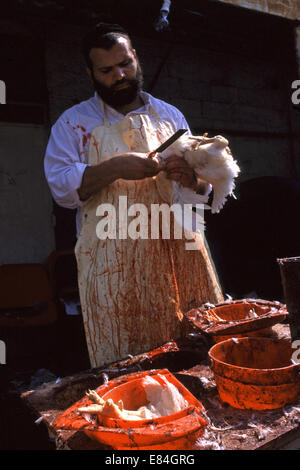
left=44, top=23, right=223, bottom=368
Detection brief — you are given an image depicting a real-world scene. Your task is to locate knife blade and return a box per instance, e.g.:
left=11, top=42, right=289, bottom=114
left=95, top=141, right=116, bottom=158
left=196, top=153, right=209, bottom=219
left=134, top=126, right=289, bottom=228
left=148, top=129, right=187, bottom=159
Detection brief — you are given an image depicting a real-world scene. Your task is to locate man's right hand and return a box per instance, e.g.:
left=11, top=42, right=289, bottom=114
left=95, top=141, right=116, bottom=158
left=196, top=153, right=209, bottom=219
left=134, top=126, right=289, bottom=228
left=78, top=152, right=162, bottom=201
left=117, top=153, right=162, bottom=180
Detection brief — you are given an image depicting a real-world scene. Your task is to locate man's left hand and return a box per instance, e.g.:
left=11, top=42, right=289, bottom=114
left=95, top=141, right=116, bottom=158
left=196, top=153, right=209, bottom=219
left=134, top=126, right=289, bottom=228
left=161, top=155, right=197, bottom=190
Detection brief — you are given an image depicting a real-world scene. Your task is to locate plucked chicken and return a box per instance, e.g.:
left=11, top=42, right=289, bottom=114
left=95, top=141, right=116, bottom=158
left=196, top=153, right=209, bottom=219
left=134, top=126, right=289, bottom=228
left=78, top=375, right=188, bottom=422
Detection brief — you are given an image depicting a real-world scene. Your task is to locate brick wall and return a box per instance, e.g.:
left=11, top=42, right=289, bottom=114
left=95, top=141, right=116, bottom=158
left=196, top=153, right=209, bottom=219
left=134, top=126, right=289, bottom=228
left=44, top=13, right=300, bottom=186
left=45, top=22, right=92, bottom=125
left=134, top=22, right=300, bottom=183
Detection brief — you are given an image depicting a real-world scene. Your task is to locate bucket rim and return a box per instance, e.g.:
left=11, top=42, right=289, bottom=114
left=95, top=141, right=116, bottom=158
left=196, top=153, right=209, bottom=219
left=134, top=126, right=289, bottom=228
left=208, top=336, right=300, bottom=374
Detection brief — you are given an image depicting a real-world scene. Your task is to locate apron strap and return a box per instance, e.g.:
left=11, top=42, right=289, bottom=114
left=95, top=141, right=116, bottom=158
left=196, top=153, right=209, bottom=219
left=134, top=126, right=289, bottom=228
left=98, top=96, right=110, bottom=127
left=148, top=105, right=160, bottom=121
left=98, top=94, right=161, bottom=127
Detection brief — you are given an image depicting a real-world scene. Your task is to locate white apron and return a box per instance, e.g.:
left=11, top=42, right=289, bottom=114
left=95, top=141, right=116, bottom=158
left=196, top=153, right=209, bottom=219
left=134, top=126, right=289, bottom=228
left=75, top=99, right=223, bottom=368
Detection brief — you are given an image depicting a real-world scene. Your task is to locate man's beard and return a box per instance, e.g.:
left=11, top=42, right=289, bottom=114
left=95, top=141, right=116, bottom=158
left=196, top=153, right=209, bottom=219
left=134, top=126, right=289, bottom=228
left=91, top=64, right=144, bottom=108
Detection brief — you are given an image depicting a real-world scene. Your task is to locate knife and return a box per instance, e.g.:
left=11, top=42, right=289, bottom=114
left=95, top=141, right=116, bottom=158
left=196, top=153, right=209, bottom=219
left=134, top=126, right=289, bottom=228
left=148, top=129, right=187, bottom=159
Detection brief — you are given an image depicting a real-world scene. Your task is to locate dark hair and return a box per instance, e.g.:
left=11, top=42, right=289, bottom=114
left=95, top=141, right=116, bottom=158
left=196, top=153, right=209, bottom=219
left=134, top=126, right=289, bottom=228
left=82, top=22, right=132, bottom=69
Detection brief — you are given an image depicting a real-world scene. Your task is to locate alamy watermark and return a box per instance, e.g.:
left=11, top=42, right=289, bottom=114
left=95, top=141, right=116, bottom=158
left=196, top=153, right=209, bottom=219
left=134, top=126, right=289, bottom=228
left=291, top=340, right=300, bottom=364
left=95, top=196, right=206, bottom=250
left=291, top=80, right=300, bottom=105
left=0, top=80, right=6, bottom=104
left=0, top=340, right=6, bottom=365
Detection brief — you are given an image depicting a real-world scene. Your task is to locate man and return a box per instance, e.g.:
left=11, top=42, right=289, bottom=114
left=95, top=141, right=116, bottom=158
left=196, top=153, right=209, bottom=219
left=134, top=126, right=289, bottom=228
left=44, top=23, right=223, bottom=368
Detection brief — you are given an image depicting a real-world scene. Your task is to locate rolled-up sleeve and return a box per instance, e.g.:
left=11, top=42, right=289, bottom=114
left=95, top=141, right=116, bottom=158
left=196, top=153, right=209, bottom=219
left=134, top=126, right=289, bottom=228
left=44, top=116, right=89, bottom=209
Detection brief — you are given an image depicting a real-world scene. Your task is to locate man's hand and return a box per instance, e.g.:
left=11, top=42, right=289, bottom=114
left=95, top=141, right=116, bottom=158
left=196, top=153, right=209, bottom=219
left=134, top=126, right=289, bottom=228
left=117, top=153, right=162, bottom=180
left=78, top=152, right=162, bottom=201
left=162, top=155, right=197, bottom=190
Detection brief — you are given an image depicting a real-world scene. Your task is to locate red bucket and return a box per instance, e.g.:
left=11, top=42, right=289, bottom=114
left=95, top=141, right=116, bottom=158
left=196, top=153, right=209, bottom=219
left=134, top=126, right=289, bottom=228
left=184, top=299, right=288, bottom=343
left=209, top=337, right=300, bottom=410
left=55, top=369, right=208, bottom=450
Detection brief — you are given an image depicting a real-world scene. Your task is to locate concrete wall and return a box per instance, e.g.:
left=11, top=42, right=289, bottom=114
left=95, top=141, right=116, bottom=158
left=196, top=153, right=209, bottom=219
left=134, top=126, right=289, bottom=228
left=0, top=18, right=57, bottom=265
left=0, top=124, right=55, bottom=264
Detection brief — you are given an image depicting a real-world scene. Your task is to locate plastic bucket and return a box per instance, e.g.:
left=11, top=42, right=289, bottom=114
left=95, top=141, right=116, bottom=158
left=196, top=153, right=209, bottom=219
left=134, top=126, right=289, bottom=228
left=184, top=299, right=288, bottom=342
left=209, top=337, right=300, bottom=410
left=55, top=369, right=208, bottom=449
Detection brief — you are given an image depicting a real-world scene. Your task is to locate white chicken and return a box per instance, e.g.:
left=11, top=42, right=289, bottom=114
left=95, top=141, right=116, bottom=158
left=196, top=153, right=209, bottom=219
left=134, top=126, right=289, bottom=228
left=160, top=133, right=240, bottom=215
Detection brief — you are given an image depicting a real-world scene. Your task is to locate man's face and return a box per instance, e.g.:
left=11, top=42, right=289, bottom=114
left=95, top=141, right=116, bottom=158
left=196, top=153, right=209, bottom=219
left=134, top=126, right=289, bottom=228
left=88, top=37, right=143, bottom=108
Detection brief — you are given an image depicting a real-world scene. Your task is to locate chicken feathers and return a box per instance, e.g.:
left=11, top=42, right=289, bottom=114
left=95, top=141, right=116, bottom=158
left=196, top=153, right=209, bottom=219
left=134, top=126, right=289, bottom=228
left=161, top=134, right=240, bottom=214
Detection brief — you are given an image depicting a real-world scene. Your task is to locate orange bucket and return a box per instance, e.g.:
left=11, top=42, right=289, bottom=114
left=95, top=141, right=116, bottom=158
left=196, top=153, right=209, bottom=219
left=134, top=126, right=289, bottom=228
left=209, top=337, right=300, bottom=410
left=184, top=299, right=288, bottom=343
left=55, top=369, right=208, bottom=450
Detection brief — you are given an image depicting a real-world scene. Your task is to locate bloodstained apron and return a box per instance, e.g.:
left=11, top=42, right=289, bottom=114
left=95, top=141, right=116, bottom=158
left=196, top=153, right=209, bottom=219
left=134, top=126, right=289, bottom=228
left=75, top=99, right=223, bottom=367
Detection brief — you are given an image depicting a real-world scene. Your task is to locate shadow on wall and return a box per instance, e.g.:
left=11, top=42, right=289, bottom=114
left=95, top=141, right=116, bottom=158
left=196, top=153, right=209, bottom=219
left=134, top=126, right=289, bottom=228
left=205, top=176, right=300, bottom=301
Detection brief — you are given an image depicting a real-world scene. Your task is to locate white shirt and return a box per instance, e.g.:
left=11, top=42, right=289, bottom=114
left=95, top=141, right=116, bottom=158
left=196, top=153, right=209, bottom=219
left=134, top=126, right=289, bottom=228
left=44, top=91, right=191, bottom=212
